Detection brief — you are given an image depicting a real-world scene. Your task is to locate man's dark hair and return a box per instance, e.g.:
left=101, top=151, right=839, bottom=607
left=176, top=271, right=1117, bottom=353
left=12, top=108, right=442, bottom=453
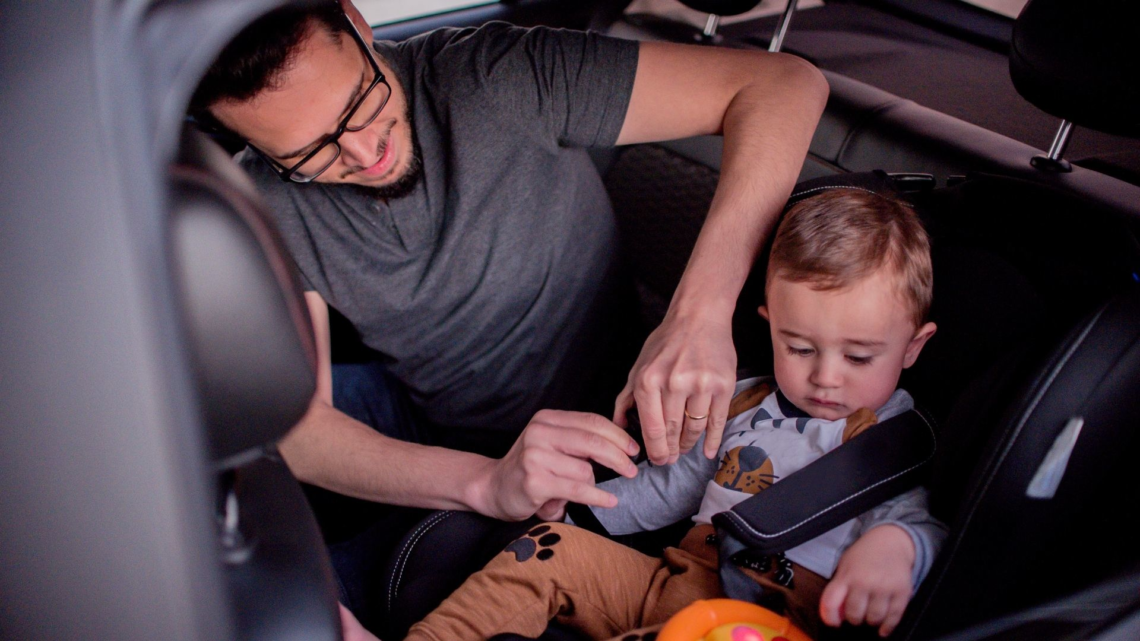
left=190, top=4, right=348, bottom=123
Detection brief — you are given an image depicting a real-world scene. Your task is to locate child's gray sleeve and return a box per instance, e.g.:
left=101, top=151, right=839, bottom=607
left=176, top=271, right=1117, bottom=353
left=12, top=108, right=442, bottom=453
left=575, top=434, right=720, bottom=535
left=852, top=487, right=948, bottom=588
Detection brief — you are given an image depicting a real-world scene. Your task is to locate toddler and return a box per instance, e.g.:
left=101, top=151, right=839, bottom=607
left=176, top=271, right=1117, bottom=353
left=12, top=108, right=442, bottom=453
left=406, top=188, right=946, bottom=641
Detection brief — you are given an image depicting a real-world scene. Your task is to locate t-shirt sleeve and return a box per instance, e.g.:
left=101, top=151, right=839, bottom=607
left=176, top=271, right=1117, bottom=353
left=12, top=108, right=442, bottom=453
left=424, top=22, right=639, bottom=148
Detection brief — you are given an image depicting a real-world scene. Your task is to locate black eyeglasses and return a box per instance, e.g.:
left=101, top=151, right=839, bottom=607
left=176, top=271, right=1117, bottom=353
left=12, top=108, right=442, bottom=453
left=250, top=14, right=392, bottom=183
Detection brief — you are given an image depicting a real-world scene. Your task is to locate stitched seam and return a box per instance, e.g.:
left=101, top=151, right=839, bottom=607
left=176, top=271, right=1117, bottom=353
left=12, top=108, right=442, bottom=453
left=389, top=510, right=454, bottom=609
left=387, top=510, right=454, bottom=611
left=902, top=305, right=1107, bottom=639
left=725, top=409, right=937, bottom=540
left=790, top=185, right=881, bottom=201
left=788, top=184, right=916, bottom=209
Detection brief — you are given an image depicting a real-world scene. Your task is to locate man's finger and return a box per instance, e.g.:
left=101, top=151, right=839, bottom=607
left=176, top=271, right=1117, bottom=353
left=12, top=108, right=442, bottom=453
left=546, top=425, right=637, bottom=478
left=539, top=410, right=640, bottom=457
left=542, top=475, right=618, bottom=509
left=703, top=391, right=732, bottom=458
left=662, top=390, right=686, bottom=464
left=527, top=446, right=597, bottom=483
left=612, top=385, right=634, bottom=427
left=679, top=392, right=712, bottom=453
left=634, top=386, right=669, bottom=465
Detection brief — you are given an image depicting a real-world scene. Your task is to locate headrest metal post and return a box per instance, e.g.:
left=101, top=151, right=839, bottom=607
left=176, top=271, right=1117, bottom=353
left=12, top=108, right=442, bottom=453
left=768, top=0, right=799, bottom=53
left=703, top=13, right=721, bottom=38
left=1030, top=119, right=1074, bottom=173
left=1046, top=119, right=1073, bottom=161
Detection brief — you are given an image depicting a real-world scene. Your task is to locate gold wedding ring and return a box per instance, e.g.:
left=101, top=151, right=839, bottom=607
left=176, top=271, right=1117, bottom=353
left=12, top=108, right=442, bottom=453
left=684, top=409, right=709, bottom=421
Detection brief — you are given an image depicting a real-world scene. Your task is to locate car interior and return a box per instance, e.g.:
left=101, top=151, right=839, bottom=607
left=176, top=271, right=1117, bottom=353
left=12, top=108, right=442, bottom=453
left=3, top=0, right=1140, bottom=640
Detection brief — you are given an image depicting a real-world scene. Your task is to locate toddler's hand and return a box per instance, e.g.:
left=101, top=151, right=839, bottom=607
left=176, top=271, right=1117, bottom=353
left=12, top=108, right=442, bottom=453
left=819, top=524, right=915, bottom=637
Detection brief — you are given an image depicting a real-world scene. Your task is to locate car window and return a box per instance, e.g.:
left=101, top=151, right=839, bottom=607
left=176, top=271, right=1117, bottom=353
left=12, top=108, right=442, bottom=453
left=355, top=0, right=498, bottom=26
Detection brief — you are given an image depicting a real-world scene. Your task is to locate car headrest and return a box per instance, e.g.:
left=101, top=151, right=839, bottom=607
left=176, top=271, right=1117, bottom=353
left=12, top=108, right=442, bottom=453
left=673, top=0, right=764, bottom=18
left=169, top=127, right=317, bottom=469
left=1009, top=0, right=1140, bottom=138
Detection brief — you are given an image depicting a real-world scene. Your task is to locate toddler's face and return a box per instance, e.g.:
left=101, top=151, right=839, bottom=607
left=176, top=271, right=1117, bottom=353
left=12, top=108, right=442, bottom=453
left=760, top=267, right=936, bottom=421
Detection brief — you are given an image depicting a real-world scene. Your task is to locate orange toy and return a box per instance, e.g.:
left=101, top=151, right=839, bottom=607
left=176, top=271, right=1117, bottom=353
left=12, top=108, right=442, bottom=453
left=658, top=599, right=812, bottom=641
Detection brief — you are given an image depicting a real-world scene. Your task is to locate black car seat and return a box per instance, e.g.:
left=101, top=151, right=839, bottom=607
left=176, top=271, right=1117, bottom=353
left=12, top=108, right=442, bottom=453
left=714, top=2, right=1140, bottom=637
left=168, top=126, right=342, bottom=640
left=885, top=1, right=1140, bottom=638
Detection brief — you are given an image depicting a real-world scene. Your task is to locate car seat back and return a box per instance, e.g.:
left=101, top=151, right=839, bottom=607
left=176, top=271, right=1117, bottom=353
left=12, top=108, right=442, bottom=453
left=168, top=126, right=340, bottom=640
left=901, top=286, right=1140, bottom=639
left=170, top=126, right=317, bottom=468
left=890, top=0, right=1140, bottom=634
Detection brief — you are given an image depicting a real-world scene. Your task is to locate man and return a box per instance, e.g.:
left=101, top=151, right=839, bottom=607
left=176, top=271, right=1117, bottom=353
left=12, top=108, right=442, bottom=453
left=192, top=0, right=826, bottom=626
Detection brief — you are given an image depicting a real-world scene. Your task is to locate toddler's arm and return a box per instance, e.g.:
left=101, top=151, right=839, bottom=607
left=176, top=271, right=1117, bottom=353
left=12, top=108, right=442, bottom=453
left=853, top=486, right=947, bottom=587
left=819, top=487, right=947, bottom=637
left=574, top=434, right=719, bottom=535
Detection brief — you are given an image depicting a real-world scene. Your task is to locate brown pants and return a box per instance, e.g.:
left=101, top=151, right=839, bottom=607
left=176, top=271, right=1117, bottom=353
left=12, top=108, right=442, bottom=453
left=405, top=523, right=827, bottom=641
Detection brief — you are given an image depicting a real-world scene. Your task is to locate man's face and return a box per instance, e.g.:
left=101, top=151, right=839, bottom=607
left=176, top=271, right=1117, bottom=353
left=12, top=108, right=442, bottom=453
left=211, top=23, right=417, bottom=192
left=759, top=267, right=936, bottom=421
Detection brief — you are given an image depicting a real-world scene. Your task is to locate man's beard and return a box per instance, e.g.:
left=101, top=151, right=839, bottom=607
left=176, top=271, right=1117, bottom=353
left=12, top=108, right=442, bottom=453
left=350, top=103, right=424, bottom=202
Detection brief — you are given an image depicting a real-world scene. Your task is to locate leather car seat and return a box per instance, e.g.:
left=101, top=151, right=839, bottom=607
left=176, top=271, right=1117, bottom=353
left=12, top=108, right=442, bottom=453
left=168, top=126, right=341, bottom=640
left=889, top=1, right=1140, bottom=637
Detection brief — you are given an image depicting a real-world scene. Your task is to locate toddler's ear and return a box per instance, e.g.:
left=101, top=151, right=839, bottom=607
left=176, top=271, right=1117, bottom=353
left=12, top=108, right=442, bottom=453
left=757, top=305, right=770, bottom=321
left=903, top=322, right=937, bottom=368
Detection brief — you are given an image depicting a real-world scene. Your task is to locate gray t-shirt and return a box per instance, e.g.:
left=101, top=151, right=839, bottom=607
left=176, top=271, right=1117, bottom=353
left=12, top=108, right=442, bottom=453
left=242, top=23, right=639, bottom=436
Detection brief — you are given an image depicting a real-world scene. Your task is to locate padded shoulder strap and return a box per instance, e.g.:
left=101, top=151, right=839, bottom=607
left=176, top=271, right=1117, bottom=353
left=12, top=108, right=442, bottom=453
left=713, top=407, right=937, bottom=554
left=713, top=407, right=936, bottom=603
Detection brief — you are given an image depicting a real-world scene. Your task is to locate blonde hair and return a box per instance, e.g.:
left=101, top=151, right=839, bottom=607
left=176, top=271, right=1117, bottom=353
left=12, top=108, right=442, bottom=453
left=767, top=189, right=933, bottom=327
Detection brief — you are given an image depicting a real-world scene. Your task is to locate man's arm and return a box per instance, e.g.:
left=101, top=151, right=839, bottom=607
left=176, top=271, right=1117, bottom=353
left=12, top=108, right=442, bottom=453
left=279, top=292, right=641, bottom=521
left=613, top=42, right=829, bottom=465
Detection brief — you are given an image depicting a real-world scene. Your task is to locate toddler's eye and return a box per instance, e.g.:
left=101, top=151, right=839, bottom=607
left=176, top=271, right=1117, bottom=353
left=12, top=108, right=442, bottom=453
left=846, top=355, right=873, bottom=365
left=786, top=346, right=815, bottom=357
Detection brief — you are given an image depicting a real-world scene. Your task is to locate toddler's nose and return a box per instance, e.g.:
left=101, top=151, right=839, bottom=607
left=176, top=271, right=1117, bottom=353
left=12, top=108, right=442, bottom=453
left=810, top=357, right=843, bottom=388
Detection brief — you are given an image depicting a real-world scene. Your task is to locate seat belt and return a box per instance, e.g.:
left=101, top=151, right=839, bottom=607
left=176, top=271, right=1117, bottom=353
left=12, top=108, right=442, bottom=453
left=712, top=408, right=937, bottom=602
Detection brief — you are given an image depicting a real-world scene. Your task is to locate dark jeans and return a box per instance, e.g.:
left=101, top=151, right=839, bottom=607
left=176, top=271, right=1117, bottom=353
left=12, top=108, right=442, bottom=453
left=305, top=361, right=432, bottom=633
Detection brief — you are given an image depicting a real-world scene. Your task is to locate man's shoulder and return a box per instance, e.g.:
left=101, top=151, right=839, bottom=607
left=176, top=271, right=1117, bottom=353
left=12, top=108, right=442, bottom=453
left=377, top=22, right=532, bottom=69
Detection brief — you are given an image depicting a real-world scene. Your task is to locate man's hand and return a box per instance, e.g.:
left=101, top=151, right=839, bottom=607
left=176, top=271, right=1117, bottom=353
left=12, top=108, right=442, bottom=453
left=340, top=603, right=380, bottom=641
left=820, top=525, right=916, bottom=637
left=470, top=410, right=640, bottom=521
left=614, top=311, right=736, bottom=465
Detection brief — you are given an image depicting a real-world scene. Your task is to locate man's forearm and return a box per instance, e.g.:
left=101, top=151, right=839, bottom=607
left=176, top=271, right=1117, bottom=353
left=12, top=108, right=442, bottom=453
left=671, top=56, right=828, bottom=319
left=279, top=399, right=494, bottom=512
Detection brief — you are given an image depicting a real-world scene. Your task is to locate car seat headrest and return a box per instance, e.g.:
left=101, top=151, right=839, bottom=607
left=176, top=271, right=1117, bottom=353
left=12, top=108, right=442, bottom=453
left=1009, top=0, right=1140, bottom=139
left=169, top=126, right=317, bottom=470
left=673, top=0, right=765, bottom=18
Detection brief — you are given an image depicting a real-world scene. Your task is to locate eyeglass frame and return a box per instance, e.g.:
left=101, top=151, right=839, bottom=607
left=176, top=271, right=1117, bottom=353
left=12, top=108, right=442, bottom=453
left=247, top=12, right=392, bottom=183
